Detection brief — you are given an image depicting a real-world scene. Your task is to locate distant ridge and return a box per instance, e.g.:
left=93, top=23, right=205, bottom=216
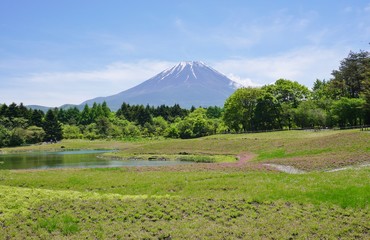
left=26, top=105, right=52, bottom=112
left=27, top=104, right=79, bottom=112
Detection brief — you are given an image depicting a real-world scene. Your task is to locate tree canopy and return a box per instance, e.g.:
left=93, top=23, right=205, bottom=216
left=223, top=87, right=262, bottom=132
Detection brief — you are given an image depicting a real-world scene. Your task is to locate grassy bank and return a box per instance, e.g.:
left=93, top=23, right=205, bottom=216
left=0, top=129, right=369, bottom=239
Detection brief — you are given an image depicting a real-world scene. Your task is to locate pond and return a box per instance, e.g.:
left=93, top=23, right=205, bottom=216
left=0, top=150, right=192, bottom=170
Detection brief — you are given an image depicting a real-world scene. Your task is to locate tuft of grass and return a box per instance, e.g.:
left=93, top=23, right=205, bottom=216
left=257, top=149, right=286, bottom=160
left=37, top=214, right=79, bottom=235
left=256, top=148, right=333, bottom=161
left=38, top=216, right=58, bottom=233
left=60, top=214, right=80, bottom=235
left=178, top=155, right=215, bottom=163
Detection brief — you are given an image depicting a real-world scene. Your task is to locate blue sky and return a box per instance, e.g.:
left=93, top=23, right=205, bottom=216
left=1, top=0, right=369, bottom=107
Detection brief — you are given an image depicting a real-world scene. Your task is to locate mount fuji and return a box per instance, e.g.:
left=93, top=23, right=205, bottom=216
left=80, top=61, right=242, bottom=110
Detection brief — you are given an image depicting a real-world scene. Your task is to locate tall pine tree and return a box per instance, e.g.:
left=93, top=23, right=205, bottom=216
left=43, top=109, right=63, bottom=142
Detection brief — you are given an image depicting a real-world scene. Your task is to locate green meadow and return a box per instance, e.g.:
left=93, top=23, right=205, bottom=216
left=0, top=130, right=369, bottom=239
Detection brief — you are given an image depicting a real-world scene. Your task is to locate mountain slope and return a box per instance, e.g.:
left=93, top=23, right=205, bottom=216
left=81, top=61, right=240, bottom=110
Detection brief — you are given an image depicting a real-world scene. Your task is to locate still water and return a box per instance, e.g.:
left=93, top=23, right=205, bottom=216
left=0, top=150, right=191, bottom=170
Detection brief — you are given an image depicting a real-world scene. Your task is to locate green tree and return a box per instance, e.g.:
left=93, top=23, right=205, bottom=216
left=136, top=105, right=152, bottom=126
left=0, top=125, right=10, bottom=147
left=95, top=116, right=112, bottom=137
left=30, top=110, right=44, bottom=127
left=254, top=92, right=282, bottom=130
left=0, top=104, right=8, bottom=117
left=312, top=79, right=333, bottom=101
left=90, top=103, right=100, bottom=122
left=7, top=103, right=19, bottom=118
left=206, top=106, right=223, bottom=119
left=330, top=50, right=369, bottom=99
left=43, top=109, right=63, bottom=142
left=116, top=102, right=131, bottom=121
left=0, top=116, right=12, bottom=129
left=263, top=79, right=311, bottom=108
left=25, top=126, right=45, bottom=144
left=58, top=107, right=80, bottom=125
left=189, top=108, right=213, bottom=137
left=294, top=101, right=327, bottom=128
left=83, top=123, right=99, bottom=140
left=331, top=97, right=365, bottom=127
left=154, top=105, right=171, bottom=121
left=122, top=122, right=140, bottom=138
left=10, top=117, right=29, bottom=129
left=80, top=104, right=92, bottom=125
left=18, top=103, right=31, bottom=120
left=9, top=127, right=27, bottom=146
left=101, top=101, right=111, bottom=118
left=175, top=108, right=215, bottom=139
left=177, top=120, right=194, bottom=139
left=169, top=104, right=188, bottom=120
left=150, top=116, right=169, bottom=136
left=62, top=125, right=82, bottom=139
left=280, top=103, right=295, bottom=129
left=165, top=123, right=180, bottom=138
left=223, top=87, right=262, bottom=132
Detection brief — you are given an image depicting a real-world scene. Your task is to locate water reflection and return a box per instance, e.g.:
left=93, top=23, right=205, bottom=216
left=0, top=150, right=191, bottom=170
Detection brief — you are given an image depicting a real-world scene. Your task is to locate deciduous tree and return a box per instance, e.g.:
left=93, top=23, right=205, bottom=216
left=223, top=87, right=262, bottom=132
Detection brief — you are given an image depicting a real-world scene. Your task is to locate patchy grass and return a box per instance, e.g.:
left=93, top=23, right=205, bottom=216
left=1, top=168, right=369, bottom=208
left=1, top=192, right=368, bottom=239
left=0, top=168, right=369, bottom=239
left=37, top=214, right=79, bottom=235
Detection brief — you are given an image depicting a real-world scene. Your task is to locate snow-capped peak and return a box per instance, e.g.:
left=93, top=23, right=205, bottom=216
left=159, top=61, right=205, bottom=80
left=175, top=61, right=205, bottom=70
left=155, top=61, right=242, bottom=89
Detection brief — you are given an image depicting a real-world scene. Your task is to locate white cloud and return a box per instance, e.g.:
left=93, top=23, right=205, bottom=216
left=2, top=60, right=174, bottom=107
left=212, top=46, right=349, bottom=89
left=225, top=73, right=262, bottom=87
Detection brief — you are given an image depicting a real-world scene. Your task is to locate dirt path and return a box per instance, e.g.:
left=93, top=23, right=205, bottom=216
left=216, top=153, right=256, bottom=168
left=236, top=153, right=257, bottom=164
left=198, top=153, right=256, bottom=169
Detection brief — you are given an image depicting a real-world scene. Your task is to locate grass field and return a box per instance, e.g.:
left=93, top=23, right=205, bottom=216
left=0, top=130, right=369, bottom=239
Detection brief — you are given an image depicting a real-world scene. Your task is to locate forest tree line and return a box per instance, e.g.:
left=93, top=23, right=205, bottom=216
left=0, top=50, right=369, bottom=147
